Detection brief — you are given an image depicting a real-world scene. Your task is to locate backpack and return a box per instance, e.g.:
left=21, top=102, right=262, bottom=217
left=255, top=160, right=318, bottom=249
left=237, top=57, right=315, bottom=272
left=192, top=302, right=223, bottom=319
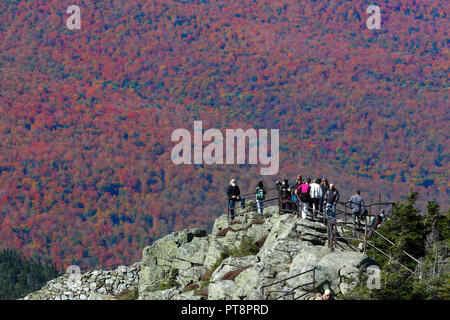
left=256, top=187, right=265, bottom=201
left=360, top=208, right=368, bottom=220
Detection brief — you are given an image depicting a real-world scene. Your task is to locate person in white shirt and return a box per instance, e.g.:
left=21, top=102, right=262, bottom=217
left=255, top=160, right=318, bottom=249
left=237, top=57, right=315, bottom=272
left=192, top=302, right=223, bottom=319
left=309, top=178, right=323, bottom=219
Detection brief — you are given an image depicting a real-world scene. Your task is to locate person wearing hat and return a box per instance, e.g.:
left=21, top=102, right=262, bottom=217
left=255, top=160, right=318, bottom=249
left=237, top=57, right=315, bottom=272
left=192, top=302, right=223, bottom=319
left=226, top=179, right=245, bottom=220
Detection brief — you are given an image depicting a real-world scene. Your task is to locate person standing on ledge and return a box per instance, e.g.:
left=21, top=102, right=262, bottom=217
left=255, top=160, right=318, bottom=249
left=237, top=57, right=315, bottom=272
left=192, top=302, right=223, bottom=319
left=310, top=178, right=323, bottom=220
left=324, top=184, right=339, bottom=223
left=296, top=179, right=311, bottom=220
left=227, top=179, right=245, bottom=220
left=349, top=190, right=365, bottom=234
left=254, top=181, right=267, bottom=214
left=319, top=178, right=329, bottom=214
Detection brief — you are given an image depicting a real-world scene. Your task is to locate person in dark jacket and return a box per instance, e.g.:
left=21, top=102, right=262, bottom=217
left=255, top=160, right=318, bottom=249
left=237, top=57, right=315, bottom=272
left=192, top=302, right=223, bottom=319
left=276, top=179, right=291, bottom=213
left=319, top=178, right=329, bottom=214
left=324, top=184, right=339, bottom=223
left=227, top=179, right=245, bottom=220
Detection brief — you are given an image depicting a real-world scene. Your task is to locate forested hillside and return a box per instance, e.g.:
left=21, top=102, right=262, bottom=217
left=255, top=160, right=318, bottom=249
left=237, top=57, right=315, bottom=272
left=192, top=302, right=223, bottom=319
left=0, top=0, right=448, bottom=269
left=0, top=249, right=60, bottom=299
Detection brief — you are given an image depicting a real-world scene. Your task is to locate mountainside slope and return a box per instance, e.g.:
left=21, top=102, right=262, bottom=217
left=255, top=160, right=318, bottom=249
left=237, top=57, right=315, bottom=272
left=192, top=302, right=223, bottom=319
left=24, top=205, right=378, bottom=300
left=0, top=0, right=448, bottom=269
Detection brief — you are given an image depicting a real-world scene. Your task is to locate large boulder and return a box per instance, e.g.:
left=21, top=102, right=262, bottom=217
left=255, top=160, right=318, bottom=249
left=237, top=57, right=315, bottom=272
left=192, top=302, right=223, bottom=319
left=208, top=280, right=237, bottom=300
left=139, top=228, right=208, bottom=295
left=258, top=238, right=308, bottom=273
left=176, top=237, right=209, bottom=265
left=204, top=237, right=228, bottom=269
left=316, top=252, right=378, bottom=294
left=177, top=266, right=209, bottom=287
left=234, top=262, right=278, bottom=300
left=139, top=287, right=181, bottom=300
left=210, top=255, right=258, bottom=283
left=212, top=214, right=230, bottom=235
left=285, top=245, right=329, bottom=293
left=138, top=264, right=172, bottom=295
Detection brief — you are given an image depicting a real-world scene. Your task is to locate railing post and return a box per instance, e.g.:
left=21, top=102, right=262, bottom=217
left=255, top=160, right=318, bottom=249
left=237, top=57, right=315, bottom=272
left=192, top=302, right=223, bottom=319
left=278, top=190, right=281, bottom=215
left=227, top=199, right=230, bottom=222
left=379, top=193, right=381, bottom=216
left=344, top=203, right=347, bottom=224
left=327, top=217, right=330, bottom=249
left=363, top=224, right=367, bottom=253
left=313, top=268, right=316, bottom=291
left=333, top=222, right=337, bottom=251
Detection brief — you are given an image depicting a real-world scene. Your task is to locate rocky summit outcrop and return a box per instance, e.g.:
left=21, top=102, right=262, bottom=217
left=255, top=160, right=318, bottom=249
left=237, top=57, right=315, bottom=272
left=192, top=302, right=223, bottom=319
left=22, top=263, right=140, bottom=300
left=23, top=204, right=378, bottom=300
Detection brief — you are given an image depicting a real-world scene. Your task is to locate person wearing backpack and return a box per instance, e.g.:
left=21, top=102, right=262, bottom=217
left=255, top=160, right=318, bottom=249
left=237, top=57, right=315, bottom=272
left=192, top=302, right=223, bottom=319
left=348, top=190, right=365, bottom=234
left=368, top=209, right=385, bottom=237
left=254, top=181, right=267, bottom=214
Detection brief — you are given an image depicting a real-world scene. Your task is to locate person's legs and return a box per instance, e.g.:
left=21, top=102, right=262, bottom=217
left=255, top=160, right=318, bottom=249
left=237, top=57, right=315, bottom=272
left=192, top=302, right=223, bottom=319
left=302, top=202, right=308, bottom=219
left=352, top=212, right=357, bottom=233
left=291, top=195, right=296, bottom=213
left=325, top=203, right=331, bottom=218
left=257, top=200, right=263, bottom=214
left=229, top=199, right=236, bottom=220
left=325, top=203, right=330, bottom=224
left=313, top=198, right=319, bottom=218
left=240, top=196, right=245, bottom=209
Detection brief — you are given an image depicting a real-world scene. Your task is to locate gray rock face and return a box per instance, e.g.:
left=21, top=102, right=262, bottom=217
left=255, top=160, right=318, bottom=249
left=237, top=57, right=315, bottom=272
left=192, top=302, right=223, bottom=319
left=138, top=228, right=208, bottom=294
left=204, top=237, right=228, bottom=269
left=208, top=280, right=237, bottom=300
left=23, top=207, right=381, bottom=301
left=177, top=266, right=209, bottom=287
left=210, top=255, right=257, bottom=283
left=176, top=237, right=209, bottom=265
left=23, top=263, right=140, bottom=300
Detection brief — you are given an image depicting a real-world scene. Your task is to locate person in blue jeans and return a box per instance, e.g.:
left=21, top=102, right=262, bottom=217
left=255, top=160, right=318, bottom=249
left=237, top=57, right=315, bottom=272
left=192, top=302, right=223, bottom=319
left=227, top=179, right=245, bottom=220
left=324, top=184, right=339, bottom=224
left=254, top=181, right=266, bottom=214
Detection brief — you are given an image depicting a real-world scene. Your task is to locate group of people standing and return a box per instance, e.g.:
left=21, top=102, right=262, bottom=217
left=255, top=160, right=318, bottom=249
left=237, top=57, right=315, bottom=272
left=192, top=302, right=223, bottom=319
left=276, top=175, right=340, bottom=223
left=226, top=177, right=385, bottom=235
left=226, top=176, right=340, bottom=223
left=226, top=178, right=267, bottom=220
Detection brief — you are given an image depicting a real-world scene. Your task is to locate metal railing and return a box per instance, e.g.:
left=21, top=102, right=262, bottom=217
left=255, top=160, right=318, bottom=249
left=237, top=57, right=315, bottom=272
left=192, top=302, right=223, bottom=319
left=226, top=187, right=279, bottom=221
left=224, top=187, right=420, bottom=274
left=329, top=205, right=420, bottom=274
left=260, top=268, right=316, bottom=300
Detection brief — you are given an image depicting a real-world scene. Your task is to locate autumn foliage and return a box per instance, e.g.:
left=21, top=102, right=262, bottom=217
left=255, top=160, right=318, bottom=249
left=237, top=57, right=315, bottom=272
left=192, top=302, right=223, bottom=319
left=0, top=0, right=447, bottom=269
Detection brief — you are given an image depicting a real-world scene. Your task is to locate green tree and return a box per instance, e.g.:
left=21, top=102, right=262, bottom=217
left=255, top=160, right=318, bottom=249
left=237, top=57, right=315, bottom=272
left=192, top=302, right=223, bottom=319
left=344, top=193, right=449, bottom=300
left=0, top=249, right=61, bottom=300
